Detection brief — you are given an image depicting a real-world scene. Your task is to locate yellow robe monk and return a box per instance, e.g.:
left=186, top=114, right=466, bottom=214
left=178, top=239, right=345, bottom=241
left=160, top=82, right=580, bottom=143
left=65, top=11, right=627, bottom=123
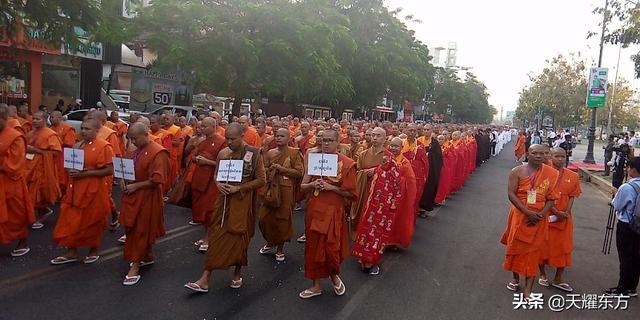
left=53, top=139, right=114, bottom=248
left=349, top=147, right=384, bottom=236
left=181, top=125, right=194, bottom=138
left=258, top=147, right=304, bottom=245
left=121, top=142, right=170, bottom=263
left=305, top=153, right=356, bottom=279
left=52, top=122, right=76, bottom=194
left=25, top=127, right=62, bottom=209
left=204, top=145, right=266, bottom=270
left=514, top=134, right=526, bottom=160
left=501, top=164, right=559, bottom=277
left=0, top=128, right=35, bottom=244
left=539, top=167, right=581, bottom=267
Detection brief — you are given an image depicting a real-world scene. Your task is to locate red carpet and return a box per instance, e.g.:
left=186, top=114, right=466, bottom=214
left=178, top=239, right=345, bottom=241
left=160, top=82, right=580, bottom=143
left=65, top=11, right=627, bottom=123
left=567, top=162, right=604, bottom=172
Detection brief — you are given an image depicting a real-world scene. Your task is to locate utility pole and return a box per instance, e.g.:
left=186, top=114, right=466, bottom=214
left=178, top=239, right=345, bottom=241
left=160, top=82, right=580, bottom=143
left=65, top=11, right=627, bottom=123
left=584, top=0, right=609, bottom=164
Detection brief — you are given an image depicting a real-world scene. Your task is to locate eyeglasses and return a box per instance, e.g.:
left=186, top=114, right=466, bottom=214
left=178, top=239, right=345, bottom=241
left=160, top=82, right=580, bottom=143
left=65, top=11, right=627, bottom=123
left=322, top=138, right=337, bottom=143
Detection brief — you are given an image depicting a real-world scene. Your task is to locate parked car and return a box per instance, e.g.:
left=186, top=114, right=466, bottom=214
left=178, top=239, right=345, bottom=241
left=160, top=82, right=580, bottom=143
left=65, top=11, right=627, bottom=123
left=63, top=109, right=130, bottom=132
left=108, top=90, right=130, bottom=110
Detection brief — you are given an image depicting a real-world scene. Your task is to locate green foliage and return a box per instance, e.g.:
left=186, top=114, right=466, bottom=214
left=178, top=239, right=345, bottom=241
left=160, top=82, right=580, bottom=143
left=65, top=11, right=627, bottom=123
left=430, top=68, right=495, bottom=124
left=596, top=0, right=640, bottom=78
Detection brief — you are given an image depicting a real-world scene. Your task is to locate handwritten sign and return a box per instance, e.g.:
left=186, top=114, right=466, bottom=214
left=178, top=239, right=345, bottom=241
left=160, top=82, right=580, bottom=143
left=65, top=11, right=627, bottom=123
left=307, top=153, right=338, bottom=177
left=216, top=160, right=244, bottom=182
left=112, top=157, right=136, bottom=181
left=63, top=148, right=84, bottom=170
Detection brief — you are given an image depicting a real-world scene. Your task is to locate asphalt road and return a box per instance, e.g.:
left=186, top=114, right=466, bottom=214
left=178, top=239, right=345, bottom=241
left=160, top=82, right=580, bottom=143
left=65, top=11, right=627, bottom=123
left=0, top=142, right=637, bottom=320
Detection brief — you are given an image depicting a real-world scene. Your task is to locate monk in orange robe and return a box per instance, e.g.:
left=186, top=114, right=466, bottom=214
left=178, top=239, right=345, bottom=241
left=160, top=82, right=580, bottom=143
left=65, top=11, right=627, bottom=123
left=298, top=129, right=355, bottom=298
left=120, top=123, right=170, bottom=285
left=162, top=112, right=185, bottom=189
left=288, top=117, right=301, bottom=137
left=345, top=130, right=365, bottom=162
left=258, top=128, right=304, bottom=261
left=51, top=118, right=114, bottom=265
left=108, top=111, right=128, bottom=155
left=190, top=117, right=226, bottom=252
left=25, top=111, right=62, bottom=229
left=50, top=111, right=76, bottom=194
left=179, top=116, right=194, bottom=137
left=450, top=131, right=466, bottom=193
left=538, top=148, right=581, bottom=292
left=90, top=111, right=122, bottom=230
left=402, top=124, right=429, bottom=215
left=514, top=131, right=527, bottom=161
left=185, top=123, right=266, bottom=293
left=4, top=104, right=25, bottom=133
left=500, top=144, right=559, bottom=298
left=239, top=115, right=262, bottom=148
left=0, top=106, right=35, bottom=256
left=295, top=122, right=313, bottom=155
left=389, top=138, right=417, bottom=248
left=17, top=104, right=33, bottom=133
left=350, top=127, right=386, bottom=237
left=149, top=115, right=174, bottom=194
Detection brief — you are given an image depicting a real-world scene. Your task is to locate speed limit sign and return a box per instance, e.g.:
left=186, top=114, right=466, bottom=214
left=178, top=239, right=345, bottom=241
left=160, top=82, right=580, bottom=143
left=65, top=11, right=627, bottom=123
left=152, top=83, right=173, bottom=105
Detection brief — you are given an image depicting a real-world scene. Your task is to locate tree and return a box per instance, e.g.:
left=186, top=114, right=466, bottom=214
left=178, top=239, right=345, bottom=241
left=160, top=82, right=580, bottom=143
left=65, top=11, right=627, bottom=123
left=596, top=78, right=640, bottom=132
left=595, top=0, right=640, bottom=78
left=429, top=68, right=495, bottom=124
left=515, top=54, right=588, bottom=129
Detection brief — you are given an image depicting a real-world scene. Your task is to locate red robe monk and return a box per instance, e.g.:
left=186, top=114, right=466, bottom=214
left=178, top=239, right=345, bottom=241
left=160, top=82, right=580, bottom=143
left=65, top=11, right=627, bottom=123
left=390, top=144, right=417, bottom=248
left=538, top=148, right=581, bottom=291
left=402, top=135, right=428, bottom=215
left=50, top=112, right=76, bottom=194
left=52, top=119, right=114, bottom=265
left=0, top=119, right=35, bottom=256
left=190, top=118, right=226, bottom=250
left=450, top=133, right=466, bottom=193
left=501, top=144, right=559, bottom=298
left=120, top=123, right=171, bottom=285
left=514, top=132, right=526, bottom=161
left=295, top=123, right=313, bottom=155
left=299, top=131, right=356, bottom=299
left=25, top=112, right=62, bottom=227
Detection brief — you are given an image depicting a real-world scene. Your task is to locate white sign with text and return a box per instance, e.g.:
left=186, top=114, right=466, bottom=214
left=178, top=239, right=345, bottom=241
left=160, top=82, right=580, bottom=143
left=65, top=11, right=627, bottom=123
left=307, top=153, right=338, bottom=177
left=63, top=148, right=85, bottom=170
left=216, top=160, right=244, bottom=182
left=112, top=157, right=136, bottom=181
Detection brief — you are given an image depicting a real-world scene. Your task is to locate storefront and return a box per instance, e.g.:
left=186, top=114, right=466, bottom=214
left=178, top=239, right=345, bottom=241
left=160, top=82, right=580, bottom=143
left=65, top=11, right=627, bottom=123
left=301, top=104, right=332, bottom=120
left=371, top=105, right=395, bottom=121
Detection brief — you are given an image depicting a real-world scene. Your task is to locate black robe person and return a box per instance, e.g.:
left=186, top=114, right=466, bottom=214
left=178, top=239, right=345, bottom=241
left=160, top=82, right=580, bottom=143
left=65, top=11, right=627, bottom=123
left=420, top=138, right=443, bottom=212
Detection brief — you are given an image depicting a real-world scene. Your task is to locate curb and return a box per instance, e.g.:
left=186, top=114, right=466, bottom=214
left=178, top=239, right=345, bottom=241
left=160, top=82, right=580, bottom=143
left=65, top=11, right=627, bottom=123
left=577, top=167, right=612, bottom=194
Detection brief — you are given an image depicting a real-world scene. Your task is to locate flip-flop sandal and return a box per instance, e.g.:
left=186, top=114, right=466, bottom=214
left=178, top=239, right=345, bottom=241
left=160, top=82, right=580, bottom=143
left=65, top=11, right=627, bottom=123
left=275, top=253, right=285, bottom=262
left=51, top=256, right=78, bottom=265
left=129, top=260, right=155, bottom=268
left=299, top=289, right=322, bottom=299
left=188, top=220, right=202, bottom=226
left=538, top=278, right=550, bottom=287
left=552, top=283, right=574, bottom=292
left=259, top=245, right=274, bottom=254
left=198, top=244, right=208, bottom=253
left=31, top=222, right=44, bottom=230
left=10, top=247, right=30, bottom=257
left=194, top=239, right=205, bottom=246
left=230, top=278, right=243, bottom=289
left=506, top=281, right=519, bottom=292
left=184, top=282, right=209, bottom=293
left=333, top=277, right=346, bottom=296
left=83, top=255, right=100, bottom=264
left=296, top=235, right=306, bottom=243
left=123, top=275, right=141, bottom=286
left=117, top=235, right=126, bottom=244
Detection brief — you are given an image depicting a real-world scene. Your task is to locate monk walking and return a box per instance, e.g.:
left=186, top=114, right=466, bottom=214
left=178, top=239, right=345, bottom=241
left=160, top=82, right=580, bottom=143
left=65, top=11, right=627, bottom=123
left=190, top=117, right=226, bottom=252
left=402, top=124, right=428, bottom=216
left=120, top=123, right=170, bottom=285
left=258, top=128, right=304, bottom=262
left=501, top=144, right=559, bottom=298
left=0, top=106, right=35, bottom=256
left=50, top=111, right=76, bottom=195
left=184, top=123, right=265, bottom=293
left=514, top=130, right=527, bottom=162
left=25, top=111, right=62, bottom=229
left=538, top=148, right=581, bottom=292
left=298, top=129, right=355, bottom=299
left=389, top=137, right=418, bottom=248
left=51, top=119, right=114, bottom=265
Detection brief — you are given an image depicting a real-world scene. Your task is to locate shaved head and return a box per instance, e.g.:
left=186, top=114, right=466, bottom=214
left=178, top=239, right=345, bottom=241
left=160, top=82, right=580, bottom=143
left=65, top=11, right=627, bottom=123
left=129, top=122, right=148, bottom=136
left=226, top=122, right=244, bottom=135
left=83, top=118, right=101, bottom=130
left=128, top=122, right=150, bottom=148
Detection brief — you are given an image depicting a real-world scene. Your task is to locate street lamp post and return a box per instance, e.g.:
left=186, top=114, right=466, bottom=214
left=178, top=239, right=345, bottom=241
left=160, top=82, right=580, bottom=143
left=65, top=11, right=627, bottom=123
left=584, top=0, right=609, bottom=164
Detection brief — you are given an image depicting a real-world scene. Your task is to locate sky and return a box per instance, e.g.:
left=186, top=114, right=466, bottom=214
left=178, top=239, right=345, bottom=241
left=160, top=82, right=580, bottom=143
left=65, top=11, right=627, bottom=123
left=385, top=0, right=639, bottom=115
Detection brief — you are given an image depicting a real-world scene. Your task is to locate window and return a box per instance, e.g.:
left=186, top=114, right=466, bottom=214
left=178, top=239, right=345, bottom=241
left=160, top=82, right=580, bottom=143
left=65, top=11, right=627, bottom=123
left=67, top=110, right=87, bottom=121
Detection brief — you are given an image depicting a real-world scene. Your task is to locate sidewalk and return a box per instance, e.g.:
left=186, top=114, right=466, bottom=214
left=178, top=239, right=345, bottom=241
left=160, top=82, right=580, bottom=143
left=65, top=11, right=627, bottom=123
left=571, top=140, right=606, bottom=165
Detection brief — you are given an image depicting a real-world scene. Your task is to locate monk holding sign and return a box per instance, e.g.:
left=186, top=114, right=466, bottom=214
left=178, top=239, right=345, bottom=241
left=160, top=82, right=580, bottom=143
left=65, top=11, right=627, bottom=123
left=500, top=144, right=559, bottom=298
left=51, top=119, right=114, bottom=265
left=120, top=123, right=170, bottom=286
left=0, top=105, right=35, bottom=257
left=25, top=111, right=62, bottom=229
left=185, top=123, right=266, bottom=293
left=298, top=129, right=356, bottom=299
left=258, top=128, right=304, bottom=262
left=538, top=148, right=581, bottom=292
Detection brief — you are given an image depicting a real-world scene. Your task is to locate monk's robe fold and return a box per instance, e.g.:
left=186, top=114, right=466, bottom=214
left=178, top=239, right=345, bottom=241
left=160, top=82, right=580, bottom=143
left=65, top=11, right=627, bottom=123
left=258, top=147, right=304, bottom=245
left=191, top=135, right=226, bottom=223
left=152, top=128, right=174, bottom=193
left=18, top=117, right=32, bottom=134
left=420, top=138, right=443, bottom=211
left=181, top=125, right=194, bottom=138
left=106, top=120, right=128, bottom=156
left=121, top=142, right=170, bottom=262
left=539, top=168, right=581, bottom=268
left=305, top=153, right=356, bottom=279
left=435, top=143, right=454, bottom=204
left=52, top=122, right=76, bottom=194
left=0, top=128, right=35, bottom=243
left=204, top=146, right=266, bottom=270
left=53, top=139, right=114, bottom=248
left=166, top=124, right=185, bottom=187
left=402, top=139, right=428, bottom=214
left=243, top=126, right=262, bottom=148
left=296, top=134, right=312, bottom=155
left=389, top=154, right=417, bottom=248
left=514, top=135, right=526, bottom=160
left=25, top=127, right=62, bottom=207
left=349, top=147, right=384, bottom=236
left=500, top=164, right=559, bottom=277
left=351, top=153, right=402, bottom=265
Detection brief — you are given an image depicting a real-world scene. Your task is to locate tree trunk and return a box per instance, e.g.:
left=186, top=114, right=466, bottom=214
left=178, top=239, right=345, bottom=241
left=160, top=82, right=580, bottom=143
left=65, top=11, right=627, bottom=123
left=231, top=93, right=243, bottom=122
